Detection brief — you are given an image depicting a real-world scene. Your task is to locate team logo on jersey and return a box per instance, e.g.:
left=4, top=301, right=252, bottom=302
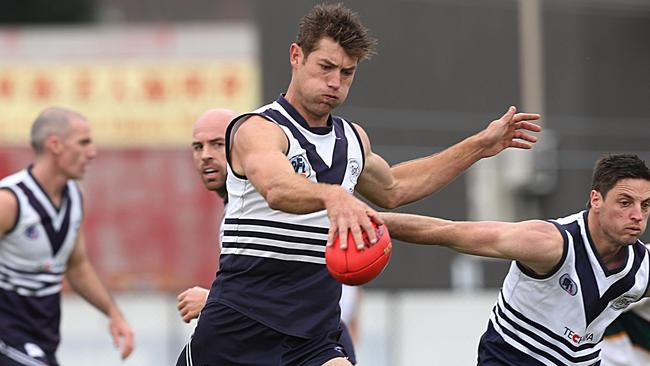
left=290, top=155, right=312, bottom=178
left=559, top=273, right=578, bottom=296
left=611, top=294, right=636, bottom=310
left=348, top=158, right=361, bottom=185
left=24, top=225, right=39, bottom=239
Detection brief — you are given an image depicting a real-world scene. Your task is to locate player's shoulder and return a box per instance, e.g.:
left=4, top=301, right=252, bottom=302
left=0, top=187, right=18, bottom=206
left=0, top=169, right=27, bottom=187
left=0, top=170, right=23, bottom=206
left=347, top=120, right=366, bottom=133
left=0, top=187, right=19, bottom=235
left=231, top=115, right=287, bottom=153
left=235, top=115, right=284, bottom=137
left=234, top=112, right=270, bottom=123
left=344, top=121, right=370, bottom=149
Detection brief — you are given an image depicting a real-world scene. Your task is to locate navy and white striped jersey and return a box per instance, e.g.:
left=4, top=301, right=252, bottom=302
left=481, top=211, right=650, bottom=366
left=208, top=95, right=365, bottom=338
left=0, top=168, right=83, bottom=358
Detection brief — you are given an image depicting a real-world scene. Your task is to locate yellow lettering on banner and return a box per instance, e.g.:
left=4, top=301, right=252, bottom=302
left=0, top=60, right=260, bottom=147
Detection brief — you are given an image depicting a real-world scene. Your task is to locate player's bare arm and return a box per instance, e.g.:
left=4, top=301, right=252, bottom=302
left=354, top=107, right=541, bottom=209
left=231, top=116, right=381, bottom=249
left=0, top=189, right=18, bottom=238
left=231, top=116, right=328, bottom=213
left=380, top=212, right=564, bottom=275
left=65, top=229, right=134, bottom=359
left=322, top=357, right=353, bottom=366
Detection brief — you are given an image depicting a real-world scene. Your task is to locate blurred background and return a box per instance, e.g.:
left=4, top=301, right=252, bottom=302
left=0, top=0, right=648, bottom=364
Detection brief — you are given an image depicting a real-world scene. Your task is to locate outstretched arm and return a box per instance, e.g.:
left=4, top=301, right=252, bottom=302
left=177, top=286, right=209, bottom=323
left=380, top=212, right=564, bottom=275
left=356, top=106, right=541, bottom=209
left=66, top=231, right=134, bottom=359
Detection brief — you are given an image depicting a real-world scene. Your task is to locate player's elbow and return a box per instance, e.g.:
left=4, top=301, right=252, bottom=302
left=374, top=192, right=407, bottom=210
left=265, top=187, right=286, bottom=211
left=379, top=198, right=401, bottom=210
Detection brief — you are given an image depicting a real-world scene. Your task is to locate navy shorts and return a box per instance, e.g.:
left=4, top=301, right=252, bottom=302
left=176, top=302, right=353, bottom=366
left=0, top=339, right=57, bottom=366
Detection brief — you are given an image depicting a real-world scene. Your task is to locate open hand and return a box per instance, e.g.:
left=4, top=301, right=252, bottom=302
left=325, top=186, right=384, bottom=250
left=109, top=312, right=134, bottom=360
left=479, top=106, right=541, bottom=158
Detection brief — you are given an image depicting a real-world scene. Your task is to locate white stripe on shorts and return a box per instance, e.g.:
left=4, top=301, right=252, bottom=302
left=0, top=339, right=48, bottom=366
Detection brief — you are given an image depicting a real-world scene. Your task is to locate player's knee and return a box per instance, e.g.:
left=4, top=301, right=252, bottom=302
left=321, top=357, right=353, bottom=366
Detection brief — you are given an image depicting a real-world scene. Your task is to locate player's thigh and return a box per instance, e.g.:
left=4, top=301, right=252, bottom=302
left=321, top=357, right=353, bottom=366
left=283, top=326, right=351, bottom=366
left=177, top=301, right=282, bottom=366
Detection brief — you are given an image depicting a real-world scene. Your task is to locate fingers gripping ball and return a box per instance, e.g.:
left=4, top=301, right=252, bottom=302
left=326, top=223, right=392, bottom=286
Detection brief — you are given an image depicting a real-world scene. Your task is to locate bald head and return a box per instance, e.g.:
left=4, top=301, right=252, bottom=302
left=192, top=109, right=236, bottom=196
left=31, top=107, right=87, bottom=154
left=192, top=109, right=236, bottom=136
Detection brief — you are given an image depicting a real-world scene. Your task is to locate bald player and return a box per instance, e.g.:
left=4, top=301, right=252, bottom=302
left=176, top=109, right=234, bottom=322
left=0, top=107, right=133, bottom=365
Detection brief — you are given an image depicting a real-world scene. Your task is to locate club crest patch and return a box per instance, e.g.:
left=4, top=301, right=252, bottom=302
left=348, top=158, right=361, bottom=185
left=290, top=155, right=312, bottom=178
left=559, top=273, right=578, bottom=296
left=24, top=225, right=39, bottom=239
left=611, top=295, right=636, bottom=310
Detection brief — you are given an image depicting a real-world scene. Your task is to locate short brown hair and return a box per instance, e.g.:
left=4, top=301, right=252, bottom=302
left=296, top=3, right=377, bottom=61
left=588, top=154, right=650, bottom=208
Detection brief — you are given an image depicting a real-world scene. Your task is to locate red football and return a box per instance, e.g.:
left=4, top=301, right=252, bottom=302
left=326, top=223, right=392, bottom=286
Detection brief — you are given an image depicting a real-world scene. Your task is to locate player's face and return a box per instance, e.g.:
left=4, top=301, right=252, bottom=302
left=592, top=178, right=650, bottom=246
left=192, top=121, right=227, bottom=193
left=292, top=37, right=358, bottom=120
left=57, top=118, right=96, bottom=179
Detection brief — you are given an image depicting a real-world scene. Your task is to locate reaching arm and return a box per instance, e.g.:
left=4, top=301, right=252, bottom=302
left=65, top=230, right=134, bottom=359
left=0, top=189, right=18, bottom=239
left=231, top=116, right=382, bottom=249
left=380, top=212, right=564, bottom=275
left=356, top=106, right=541, bottom=209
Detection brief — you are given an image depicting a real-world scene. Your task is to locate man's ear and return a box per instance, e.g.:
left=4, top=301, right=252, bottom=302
left=45, top=135, right=63, bottom=155
left=589, top=190, right=602, bottom=211
left=289, top=43, right=303, bottom=67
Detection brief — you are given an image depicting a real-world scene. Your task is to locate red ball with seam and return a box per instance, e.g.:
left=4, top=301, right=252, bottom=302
left=326, top=222, right=392, bottom=286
